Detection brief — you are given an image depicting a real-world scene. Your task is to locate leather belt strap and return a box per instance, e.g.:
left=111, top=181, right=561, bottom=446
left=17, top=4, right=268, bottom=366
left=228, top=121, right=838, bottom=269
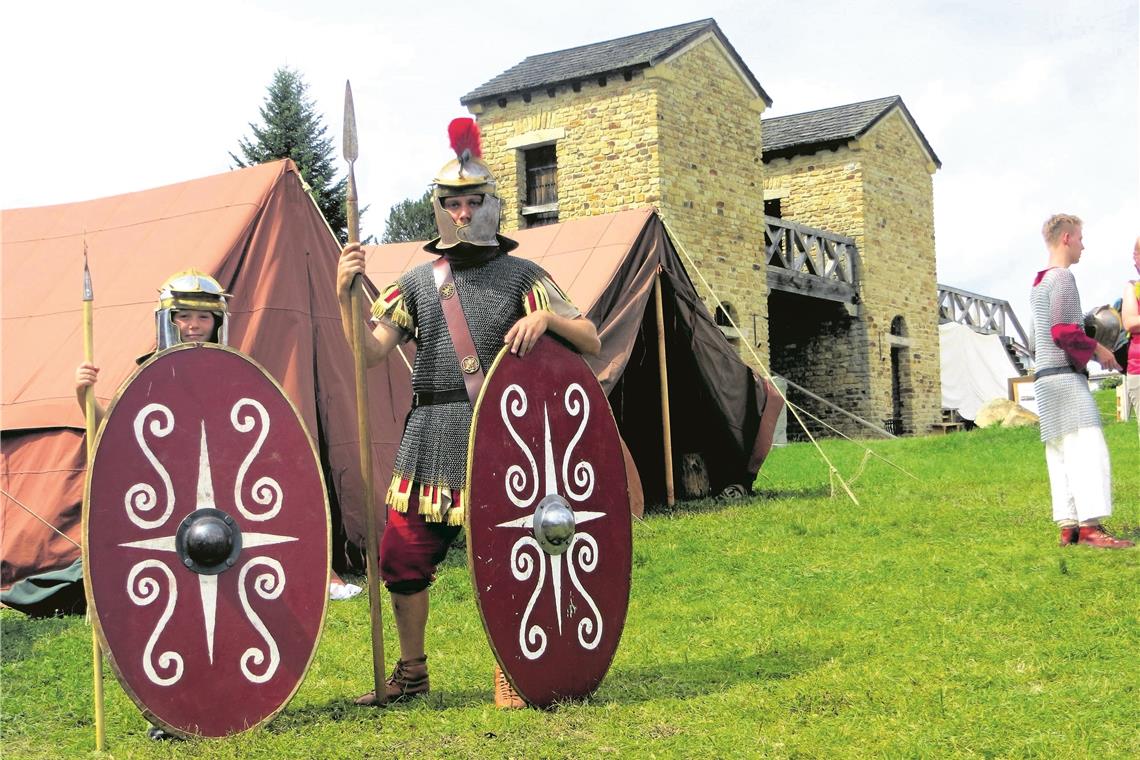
left=432, top=258, right=485, bottom=406
left=411, top=388, right=468, bottom=408
left=1035, top=366, right=1088, bottom=379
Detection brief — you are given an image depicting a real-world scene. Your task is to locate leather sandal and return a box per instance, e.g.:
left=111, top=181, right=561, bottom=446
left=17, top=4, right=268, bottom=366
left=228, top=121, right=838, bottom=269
left=494, top=665, right=526, bottom=709
left=354, top=655, right=430, bottom=706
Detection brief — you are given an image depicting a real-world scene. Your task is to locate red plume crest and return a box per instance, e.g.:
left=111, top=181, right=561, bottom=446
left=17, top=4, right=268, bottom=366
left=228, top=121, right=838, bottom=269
left=448, top=118, right=482, bottom=161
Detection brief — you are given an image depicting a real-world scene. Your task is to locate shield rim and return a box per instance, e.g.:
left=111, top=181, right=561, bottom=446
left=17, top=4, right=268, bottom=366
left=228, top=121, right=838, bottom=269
left=81, top=342, right=331, bottom=739
left=464, top=336, right=631, bottom=706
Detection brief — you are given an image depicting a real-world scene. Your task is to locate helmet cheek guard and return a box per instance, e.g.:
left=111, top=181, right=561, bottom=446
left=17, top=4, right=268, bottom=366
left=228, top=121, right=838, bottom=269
left=431, top=185, right=503, bottom=249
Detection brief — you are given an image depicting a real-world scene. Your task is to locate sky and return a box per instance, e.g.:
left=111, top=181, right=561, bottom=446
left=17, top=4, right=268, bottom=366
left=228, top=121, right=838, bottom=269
left=3, top=0, right=1137, bottom=332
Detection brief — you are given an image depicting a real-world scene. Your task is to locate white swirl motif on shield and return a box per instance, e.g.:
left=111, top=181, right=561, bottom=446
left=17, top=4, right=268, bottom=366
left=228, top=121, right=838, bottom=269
left=511, top=537, right=548, bottom=660
left=561, top=383, right=595, bottom=501
left=501, top=384, right=539, bottom=509
left=565, top=533, right=603, bottom=650
left=237, top=557, right=285, bottom=684
left=127, top=560, right=183, bottom=686
left=125, top=403, right=176, bottom=529
left=231, top=398, right=283, bottom=521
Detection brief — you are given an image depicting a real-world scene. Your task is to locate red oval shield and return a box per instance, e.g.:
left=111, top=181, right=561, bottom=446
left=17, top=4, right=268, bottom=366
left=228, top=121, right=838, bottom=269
left=83, top=344, right=330, bottom=738
left=467, top=336, right=632, bottom=707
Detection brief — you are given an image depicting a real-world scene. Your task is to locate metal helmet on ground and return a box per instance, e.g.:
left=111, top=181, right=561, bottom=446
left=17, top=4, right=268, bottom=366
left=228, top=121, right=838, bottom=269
left=155, top=269, right=230, bottom=350
left=431, top=118, right=503, bottom=249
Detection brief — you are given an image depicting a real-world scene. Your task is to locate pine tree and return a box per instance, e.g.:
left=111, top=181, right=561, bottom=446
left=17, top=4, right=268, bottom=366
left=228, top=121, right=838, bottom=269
left=232, top=67, right=349, bottom=242
left=381, top=189, right=437, bottom=243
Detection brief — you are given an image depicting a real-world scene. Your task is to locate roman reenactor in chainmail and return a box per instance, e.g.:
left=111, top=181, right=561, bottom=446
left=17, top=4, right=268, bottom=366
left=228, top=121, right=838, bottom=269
left=336, top=119, right=601, bottom=708
left=1031, top=214, right=1132, bottom=549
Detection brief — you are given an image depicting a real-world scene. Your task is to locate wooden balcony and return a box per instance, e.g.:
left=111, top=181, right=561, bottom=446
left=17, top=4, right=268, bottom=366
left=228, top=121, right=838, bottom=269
left=764, top=217, right=860, bottom=313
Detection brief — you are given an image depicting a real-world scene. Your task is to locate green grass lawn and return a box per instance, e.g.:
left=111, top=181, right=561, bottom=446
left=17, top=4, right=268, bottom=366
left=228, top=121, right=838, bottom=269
left=4, top=413, right=1139, bottom=759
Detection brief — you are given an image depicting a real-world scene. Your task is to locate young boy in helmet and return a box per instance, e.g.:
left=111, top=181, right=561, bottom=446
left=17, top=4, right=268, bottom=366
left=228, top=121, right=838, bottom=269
left=74, top=269, right=229, bottom=426
left=78, top=268, right=361, bottom=735
left=74, top=269, right=228, bottom=740
left=336, top=119, right=599, bottom=709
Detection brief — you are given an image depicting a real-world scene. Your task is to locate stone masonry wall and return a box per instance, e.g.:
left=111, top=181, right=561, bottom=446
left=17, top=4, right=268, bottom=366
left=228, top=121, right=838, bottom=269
left=859, top=110, right=940, bottom=433
left=468, top=36, right=770, bottom=368
left=470, top=75, right=662, bottom=232
left=767, top=295, right=870, bottom=438
left=652, top=38, right=770, bottom=366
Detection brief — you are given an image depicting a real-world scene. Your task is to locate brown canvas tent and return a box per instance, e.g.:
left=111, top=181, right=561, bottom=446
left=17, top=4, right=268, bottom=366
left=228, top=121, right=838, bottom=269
left=362, top=208, right=783, bottom=508
left=2, top=176, right=780, bottom=603
left=1, top=160, right=386, bottom=598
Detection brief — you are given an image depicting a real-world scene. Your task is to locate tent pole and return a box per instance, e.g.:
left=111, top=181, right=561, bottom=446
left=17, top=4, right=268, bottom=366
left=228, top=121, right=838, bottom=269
left=343, top=81, right=386, bottom=701
left=82, top=250, right=106, bottom=751
left=654, top=271, right=675, bottom=507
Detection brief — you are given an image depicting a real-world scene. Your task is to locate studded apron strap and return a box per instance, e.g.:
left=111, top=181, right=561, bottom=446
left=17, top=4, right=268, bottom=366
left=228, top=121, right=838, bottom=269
left=432, top=257, right=486, bottom=406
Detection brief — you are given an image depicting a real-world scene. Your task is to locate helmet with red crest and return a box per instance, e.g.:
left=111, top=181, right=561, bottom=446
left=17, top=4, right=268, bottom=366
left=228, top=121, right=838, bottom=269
left=430, top=118, right=512, bottom=250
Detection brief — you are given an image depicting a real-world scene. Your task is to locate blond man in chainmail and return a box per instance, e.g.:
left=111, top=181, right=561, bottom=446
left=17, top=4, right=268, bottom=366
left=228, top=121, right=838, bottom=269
left=1031, top=214, right=1131, bottom=549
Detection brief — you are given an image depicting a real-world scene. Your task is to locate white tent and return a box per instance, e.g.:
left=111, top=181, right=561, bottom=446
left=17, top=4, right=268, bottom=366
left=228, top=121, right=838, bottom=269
left=939, top=322, right=1021, bottom=421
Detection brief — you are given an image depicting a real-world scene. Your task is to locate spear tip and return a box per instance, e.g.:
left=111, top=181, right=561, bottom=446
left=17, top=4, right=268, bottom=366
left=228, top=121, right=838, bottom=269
left=343, top=80, right=359, bottom=163
left=82, top=240, right=93, bottom=301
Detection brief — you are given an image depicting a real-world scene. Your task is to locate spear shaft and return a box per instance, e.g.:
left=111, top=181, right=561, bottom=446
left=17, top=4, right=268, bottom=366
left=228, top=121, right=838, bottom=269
left=343, top=80, right=386, bottom=701
left=82, top=246, right=106, bottom=750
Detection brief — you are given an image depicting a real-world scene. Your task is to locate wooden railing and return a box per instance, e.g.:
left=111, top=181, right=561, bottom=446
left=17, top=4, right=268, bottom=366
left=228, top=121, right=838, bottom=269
left=937, top=284, right=1029, bottom=343
left=937, top=284, right=1032, bottom=370
left=763, top=216, right=860, bottom=307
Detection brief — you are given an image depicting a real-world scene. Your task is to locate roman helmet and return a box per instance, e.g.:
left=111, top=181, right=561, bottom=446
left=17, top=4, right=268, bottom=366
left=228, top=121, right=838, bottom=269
left=1084, top=304, right=1126, bottom=352
left=155, top=269, right=230, bottom=350
left=430, top=118, right=509, bottom=250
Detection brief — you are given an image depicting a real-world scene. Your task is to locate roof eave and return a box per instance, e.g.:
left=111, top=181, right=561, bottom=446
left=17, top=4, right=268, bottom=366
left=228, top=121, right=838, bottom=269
left=762, top=98, right=942, bottom=169
left=460, top=19, right=773, bottom=109
left=460, top=62, right=652, bottom=107
left=761, top=140, right=852, bottom=163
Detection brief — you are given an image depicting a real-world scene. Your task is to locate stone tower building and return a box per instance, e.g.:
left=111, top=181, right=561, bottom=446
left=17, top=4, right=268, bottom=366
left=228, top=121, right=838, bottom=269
left=459, top=19, right=941, bottom=436
left=763, top=97, right=942, bottom=435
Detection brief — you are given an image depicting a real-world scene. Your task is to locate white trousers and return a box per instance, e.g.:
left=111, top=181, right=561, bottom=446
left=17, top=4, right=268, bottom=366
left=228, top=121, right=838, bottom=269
left=1044, top=426, right=1112, bottom=524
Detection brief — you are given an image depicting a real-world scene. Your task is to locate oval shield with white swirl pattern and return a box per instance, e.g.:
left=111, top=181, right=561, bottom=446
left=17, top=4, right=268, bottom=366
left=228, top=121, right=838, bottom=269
left=466, top=336, right=632, bottom=707
left=83, top=344, right=330, bottom=738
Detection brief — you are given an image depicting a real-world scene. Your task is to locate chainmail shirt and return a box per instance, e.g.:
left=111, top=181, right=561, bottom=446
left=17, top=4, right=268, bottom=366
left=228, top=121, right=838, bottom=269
left=389, top=253, right=549, bottom=490
left=1031, top=267, right=1101, bottom=442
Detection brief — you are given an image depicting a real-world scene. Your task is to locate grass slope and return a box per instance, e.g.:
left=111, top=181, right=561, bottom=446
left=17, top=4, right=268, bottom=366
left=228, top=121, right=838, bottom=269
left=3, top=415, right=1138, bottom=758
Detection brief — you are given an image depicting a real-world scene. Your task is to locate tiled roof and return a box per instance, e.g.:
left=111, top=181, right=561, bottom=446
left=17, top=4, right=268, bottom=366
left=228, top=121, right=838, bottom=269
left=762, top=96, right=941, bottom=167
left=461, top=18, right=771, bottom=106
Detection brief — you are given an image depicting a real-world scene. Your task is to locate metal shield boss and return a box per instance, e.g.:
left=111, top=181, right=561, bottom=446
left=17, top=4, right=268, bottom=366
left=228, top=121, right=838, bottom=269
left=83, top=344, right=330, bottom=738
left=467, top=336, right=632, bottom=707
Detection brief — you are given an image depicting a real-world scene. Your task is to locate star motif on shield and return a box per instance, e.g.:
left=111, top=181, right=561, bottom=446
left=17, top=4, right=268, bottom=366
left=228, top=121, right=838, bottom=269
left=493, top=392, right=605, bottom=660
left=118, top=404, right=297, bottom=681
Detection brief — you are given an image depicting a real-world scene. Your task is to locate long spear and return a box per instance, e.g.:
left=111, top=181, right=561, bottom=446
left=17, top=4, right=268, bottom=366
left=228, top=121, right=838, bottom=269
left=82, top=245, right=106, bottom=750
left=343, top=80, right=386, bottom=701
